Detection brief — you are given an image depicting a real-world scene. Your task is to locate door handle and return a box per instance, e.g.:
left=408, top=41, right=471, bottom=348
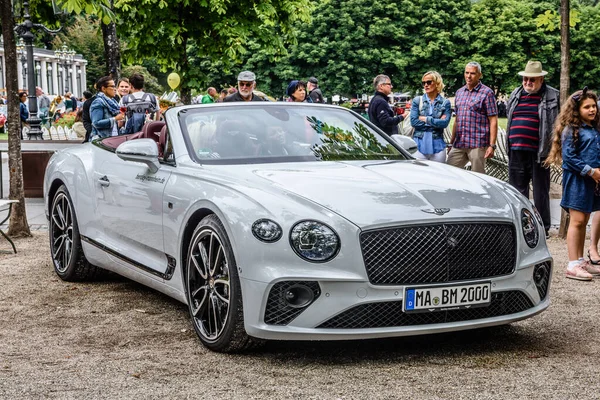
left=98, top=175, right=110, bottom=187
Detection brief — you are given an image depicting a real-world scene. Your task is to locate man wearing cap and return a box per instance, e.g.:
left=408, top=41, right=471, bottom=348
left=223, top=71, right=265, bottom=102
left=506, top=60, right=559, bottom=237
left=307, top=77, right=324, bottom=103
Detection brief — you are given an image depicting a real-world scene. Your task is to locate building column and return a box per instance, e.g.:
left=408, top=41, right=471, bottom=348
left=40, top=60, right=48, bottom=94
left=52, top=61, right=59, bottom=95
left=80, top=63, right=87, bottom=93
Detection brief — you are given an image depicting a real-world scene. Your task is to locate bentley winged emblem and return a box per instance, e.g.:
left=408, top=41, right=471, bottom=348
left=421, top=208, right=450, bottom=216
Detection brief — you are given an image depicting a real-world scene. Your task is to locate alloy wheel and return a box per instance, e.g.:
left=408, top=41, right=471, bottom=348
left=188, top=228, right=231, bottom=342
left=50, top=192, right=74, bottom=274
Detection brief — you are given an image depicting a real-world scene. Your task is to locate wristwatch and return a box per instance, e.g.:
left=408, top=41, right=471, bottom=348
left=490, top=144, right=497, bottom=150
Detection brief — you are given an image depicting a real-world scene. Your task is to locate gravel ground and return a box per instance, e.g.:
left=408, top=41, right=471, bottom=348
left=0, top=231, right=598, bottom=399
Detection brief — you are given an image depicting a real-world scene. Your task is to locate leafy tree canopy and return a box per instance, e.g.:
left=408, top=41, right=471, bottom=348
left=115, top=0, right=313, bottom=102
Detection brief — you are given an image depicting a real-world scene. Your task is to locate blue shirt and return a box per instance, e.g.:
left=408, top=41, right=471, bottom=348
left=562, top=124, right=600, bottom=176
left=410, top=94, right=451, bottom=154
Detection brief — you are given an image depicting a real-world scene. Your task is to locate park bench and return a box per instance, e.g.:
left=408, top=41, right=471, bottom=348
left=0, top=199, right=18, bottom=254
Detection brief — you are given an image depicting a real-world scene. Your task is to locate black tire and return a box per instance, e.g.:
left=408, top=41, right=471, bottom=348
left=49, top=185, right=103, bottom=281
left=186, top=214, right=259, bottom=352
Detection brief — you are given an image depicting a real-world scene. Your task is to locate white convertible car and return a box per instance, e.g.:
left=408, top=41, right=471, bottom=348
left=44, top=103, right=552, bottom=352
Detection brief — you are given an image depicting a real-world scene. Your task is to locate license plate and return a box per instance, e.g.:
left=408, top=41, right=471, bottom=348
left=404, top=282, right=491, bottom=313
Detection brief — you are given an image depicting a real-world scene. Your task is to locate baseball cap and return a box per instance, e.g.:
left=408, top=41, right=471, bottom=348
left=237, top=71, right=256, bottom=81
left=308, top=77, right=318, bottom=84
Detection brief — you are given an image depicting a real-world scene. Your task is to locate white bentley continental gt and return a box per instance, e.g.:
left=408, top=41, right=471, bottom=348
left=43, top=103, right=552, bottom=352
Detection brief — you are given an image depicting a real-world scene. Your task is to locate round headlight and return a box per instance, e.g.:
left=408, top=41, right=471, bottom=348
left=521, top=209, right=539, bottom=248
left=290, top=220, right=340, bottom=262
left=252, top=219, right=282, bottom=242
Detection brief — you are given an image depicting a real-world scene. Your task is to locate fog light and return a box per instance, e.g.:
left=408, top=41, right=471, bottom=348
left=534, top=264, right=547, bottom=284
left=283, top=284, right=315, bottom=308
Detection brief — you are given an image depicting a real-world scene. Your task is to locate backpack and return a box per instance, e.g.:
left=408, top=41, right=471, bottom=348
left=123, top=93, right=157, bottom=134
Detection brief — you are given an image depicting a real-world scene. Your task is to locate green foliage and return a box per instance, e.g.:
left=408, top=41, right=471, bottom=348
left=569, top=4, right=600, bottom=91
left=461, top=0, right=560, bottom=94
left=121, top=65, right=164, bottom=94
left=53, top=0, right=115, bottom=24
left=115, top=0, right=312, bottom=102
left=536, top=9, right=580, bottom=31
left=54, top=16, right=105, bottom=90
left=308, top=117, right=401, bottom=161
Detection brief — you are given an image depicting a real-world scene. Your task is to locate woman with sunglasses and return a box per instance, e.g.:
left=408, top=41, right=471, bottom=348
left=90, top=76, right=125, bottom=140
left=409, top=71, right=451, bottom=162
left=547, top=87, right=600, bottom=280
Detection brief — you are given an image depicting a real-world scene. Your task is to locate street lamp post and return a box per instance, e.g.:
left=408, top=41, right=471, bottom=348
left=55, top=45, right=75, bottom=94
left=14, top=0, right=60, bottom=140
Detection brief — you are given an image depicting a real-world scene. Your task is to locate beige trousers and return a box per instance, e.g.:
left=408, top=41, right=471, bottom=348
left=446, top=147, right=487, bottom=174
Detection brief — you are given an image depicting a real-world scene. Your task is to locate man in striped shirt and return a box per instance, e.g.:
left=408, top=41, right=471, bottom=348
left=506, top=61, right=560, bottom=237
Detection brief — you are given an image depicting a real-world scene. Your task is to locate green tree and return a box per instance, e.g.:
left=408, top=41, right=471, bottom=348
left=463, top=0, right=560, bottom=95
left=54, top=16, right=106, bottom=90
left=121, top=65, right=164, bottom=94
left=279, top=0, right=472, bottom=98
left=116, top=0, right=312, bottom=104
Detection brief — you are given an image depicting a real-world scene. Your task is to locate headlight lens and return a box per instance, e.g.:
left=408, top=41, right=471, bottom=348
left=521, top=209, right=539, bottom=248
left=252, top=219, right=282, bottom=242
left=290, top=221, right=340, bottom=262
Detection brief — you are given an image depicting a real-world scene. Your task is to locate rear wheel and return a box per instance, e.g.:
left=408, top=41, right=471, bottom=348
left=49, top=185, right=102, bottom=281
left=186, top=215, right=257, bottom=352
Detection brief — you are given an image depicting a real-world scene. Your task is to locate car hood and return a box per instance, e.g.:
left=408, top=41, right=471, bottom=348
left=247, top=160, right=513, bottom=228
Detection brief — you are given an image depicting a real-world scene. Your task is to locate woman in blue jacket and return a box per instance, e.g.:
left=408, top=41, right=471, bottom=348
left=19, top=92, right=29, bottom=139
left=409, top=71, right=452, bottom=163
left=90, top=76, right=125, bottom=140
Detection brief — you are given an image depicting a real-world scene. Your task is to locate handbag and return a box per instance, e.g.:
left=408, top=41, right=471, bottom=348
left=400, top=95, right=425, bottom=137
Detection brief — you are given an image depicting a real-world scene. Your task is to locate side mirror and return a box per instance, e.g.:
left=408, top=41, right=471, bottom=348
left=116, top=139, right=161, bottom=173
left=392, top=135, right=417, bottom=154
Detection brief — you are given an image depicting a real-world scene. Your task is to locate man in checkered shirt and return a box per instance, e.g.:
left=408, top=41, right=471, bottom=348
left=447, top=62, right=498, bottom=174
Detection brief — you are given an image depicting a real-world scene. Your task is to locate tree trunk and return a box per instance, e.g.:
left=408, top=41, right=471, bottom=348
left=558, top=0, right=570, bottom=239
left=178, top=5, right=190, bottom=105
left=0, top=0, right=32, bottom=237
left=101, top=0, right=121, bottom=79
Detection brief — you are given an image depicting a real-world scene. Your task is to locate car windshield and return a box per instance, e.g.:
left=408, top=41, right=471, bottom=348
left=178, top=104, right=408, bottom=163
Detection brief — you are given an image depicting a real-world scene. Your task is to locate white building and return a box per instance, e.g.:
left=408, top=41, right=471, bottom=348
left=0, top=40, right=87, bottom=98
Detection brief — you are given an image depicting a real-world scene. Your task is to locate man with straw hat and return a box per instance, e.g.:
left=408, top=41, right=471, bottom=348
left=506, top=60, right=560, bottom=238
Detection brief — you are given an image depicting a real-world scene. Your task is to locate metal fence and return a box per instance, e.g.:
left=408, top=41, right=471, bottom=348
left=435, top=127, right=563, bottom=185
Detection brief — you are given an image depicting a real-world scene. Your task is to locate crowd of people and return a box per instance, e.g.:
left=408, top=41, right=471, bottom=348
left=4, top=63, right=600, bottom=281
left=368, top=60, right=600, bottom=283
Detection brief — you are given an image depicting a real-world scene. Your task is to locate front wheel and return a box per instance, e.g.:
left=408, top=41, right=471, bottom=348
left=49, top=185, right=102, bottom=281
left=186, top=214, right=256, bottom=352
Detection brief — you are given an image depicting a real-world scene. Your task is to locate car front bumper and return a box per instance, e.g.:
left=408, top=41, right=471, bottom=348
left=240, top=260, right=552, bottom=341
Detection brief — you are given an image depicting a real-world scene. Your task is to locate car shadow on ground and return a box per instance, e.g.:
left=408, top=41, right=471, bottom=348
left=81, top=270, right=556, bottom=362
left=249, top=324, right=552, bottom=363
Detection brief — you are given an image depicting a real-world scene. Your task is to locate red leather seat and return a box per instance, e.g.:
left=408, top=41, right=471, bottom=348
left=142, top=121, right=165, bottom=146
left=158, top=125, right=168, bottom=158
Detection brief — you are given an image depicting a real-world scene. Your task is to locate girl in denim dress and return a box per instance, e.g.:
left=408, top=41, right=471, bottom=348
left=409, top=71, right=451, bottom=163
left=547, top=88, right=600, bottom=281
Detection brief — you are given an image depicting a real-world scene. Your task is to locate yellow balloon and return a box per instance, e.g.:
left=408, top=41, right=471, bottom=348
left=167, top=72, right=180, bottom=89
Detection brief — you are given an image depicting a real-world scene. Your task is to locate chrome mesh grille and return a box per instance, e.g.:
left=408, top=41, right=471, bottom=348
left=360, top=223, right=516, bottom=285
left=317, top=291, right=533, bottom=329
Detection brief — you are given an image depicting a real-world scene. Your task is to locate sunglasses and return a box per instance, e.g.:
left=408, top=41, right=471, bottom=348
left=422, top=80, right=434, bottom=86
left=522, top=77, right=538, bottom=83
left=238, top=81, right=254, bottom=88
left=380, top=82, right=392, bottom=86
